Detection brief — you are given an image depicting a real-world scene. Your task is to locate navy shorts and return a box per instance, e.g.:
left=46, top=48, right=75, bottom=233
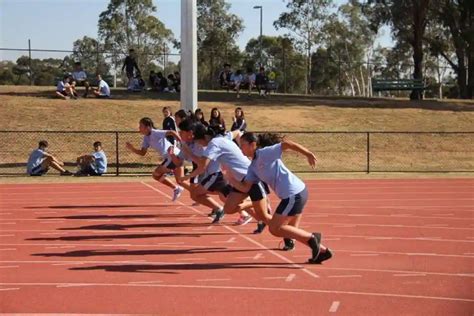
left=275, top=188, right=308, bottom=216
left=29, top=164, right=49, bottom=176
left=200, top=172, right=231, bottom=195
left=225, top=181, right=270, bottom=201
left=82, top=164, right=103, bottom=176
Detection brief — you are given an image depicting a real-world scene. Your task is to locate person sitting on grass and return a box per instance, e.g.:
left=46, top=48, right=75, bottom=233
left=93, top=74, right=111, bottom=98
left=230, top=69, right=244, bottom=98
left=218, top=63, right=232, bottom=90
left=75, top=141, right=107, bottom=176
left=70, top=62, right=90, bottom=98
left=26, top=140, right=72, bottom=176
left=156, top=72, right=169, bottom=92
left=55, top=75, right=76, bottom=100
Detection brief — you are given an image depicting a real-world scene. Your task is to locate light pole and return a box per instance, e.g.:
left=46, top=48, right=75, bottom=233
left=253, top=5, right=263, bottom=67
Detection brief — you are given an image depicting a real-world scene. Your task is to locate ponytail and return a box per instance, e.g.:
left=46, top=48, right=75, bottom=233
left=139, top=117, right=155, bottom=129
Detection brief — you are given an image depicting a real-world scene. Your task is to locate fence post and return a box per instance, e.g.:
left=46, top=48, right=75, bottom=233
left=366, top=132, right=370, bottom=174
left=115, top=132, right=119, bottom=176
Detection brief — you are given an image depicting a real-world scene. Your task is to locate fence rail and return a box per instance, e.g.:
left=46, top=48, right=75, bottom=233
left=0, top=131, right=473, bottom=175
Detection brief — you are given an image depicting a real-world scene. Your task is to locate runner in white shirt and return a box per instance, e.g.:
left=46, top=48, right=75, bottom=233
left=126, top=117, right=184, bottom=201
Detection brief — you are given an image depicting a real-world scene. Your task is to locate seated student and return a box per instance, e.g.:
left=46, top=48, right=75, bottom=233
left=130, top=75, right=145, bottom=92
left=195, top=108, right=209, bottom=127
left=93, top=74, right=111, bottom=98
left=242, top=67, right=256, bottom=96
left=231, top=107, right=247, bottom=132
left=173, top=71, right=181, bottom=92
left=255, top=66, right=269, bottom=96
left=167, top=74, right=180, bottom=93
left=156, top=72, right=169, bottom=92
left=55, top=75, right=76, bottom=99
left=149, top=70, right=158, bottom=90
left=70, top=62, right=90, bottom=97
left=209, top=107, right=226, bottom=130
left=218, top=63, right=232, bottom=90
left=230, top=69, right=244, bottom=98
left=75, top=141, right=108, bottom=176
left=26, top=140, right=72, bottom=176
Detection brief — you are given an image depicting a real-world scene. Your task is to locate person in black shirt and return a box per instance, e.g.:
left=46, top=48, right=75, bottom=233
left=162, top=107, right=177, bottom=144
left=194, top=108, right=209, bottom=127
left=156, top=72, right=169, bottom=92
left=122, top=49, right=140, bottom=90
left=209, top=107, right=226, bottom=130
left=255, top=66, right=269, bottom=96
left=218, top=63, right=232, bottom=90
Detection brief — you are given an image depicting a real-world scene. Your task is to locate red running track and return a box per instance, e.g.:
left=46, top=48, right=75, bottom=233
left=0, top=178, right=472, bottom=315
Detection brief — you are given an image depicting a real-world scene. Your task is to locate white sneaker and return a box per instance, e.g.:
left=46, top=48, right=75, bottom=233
left=172, top=186, right=184, bottom=202
left=236, top=215, right=252, bottom=226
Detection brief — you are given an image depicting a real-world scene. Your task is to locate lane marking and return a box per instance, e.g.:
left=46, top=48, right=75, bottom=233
left=328, top=275, right=362, bottom=278
left=285, top=273, right=296, bottom=282
left=329, top=301, right=340, bottom=313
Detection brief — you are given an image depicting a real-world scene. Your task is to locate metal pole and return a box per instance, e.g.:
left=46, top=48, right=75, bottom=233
left=180, top=0, right=198, bottom=112
left=28, top=39, right=32, bottom=85
left=259, top=7, right=263, bottom=67
left=366, top=132, right=370, bottom=174
left=115, top=132, right=120, bottom=176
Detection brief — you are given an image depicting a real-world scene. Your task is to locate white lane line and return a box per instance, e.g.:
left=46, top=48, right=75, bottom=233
left=175, top=258, right=206, bottom=261
left=0, top=266, right=19, bottom=269
left=34, top=211, right=57, bottom=214
left=0, top=248, right=16, bottom=251
left=0, top=234, right=15, bottom=237
left=285, top=273, right=296, bottom=282
left=328, top=275, right=362, bottom=278
left=253, top=253, right=263, bottom=260
left=1, top=281, right=474, bottom=302
left=213, top=237, right=236, bottom=243
left=196, top=279, right=231, bottom=282
left=0, top=288, right=20, bottom=291
left=52, top=263, right=84, bottom=266
left=141, top=182, right=320, bottom=279
left=39, top=233, right=63, bottom=235
left=329, top=301, right=340, bottom=313
left=0, top=213, right=12, bottom=215
left=350, top=254, right=379, bottom=257
left=394, top=274, right=427, bottom=277
left=263, top=276, right=287, bottom=280
left=0, top=223, right=16, bottom=225
left=129, top=280, right=163, bottom=284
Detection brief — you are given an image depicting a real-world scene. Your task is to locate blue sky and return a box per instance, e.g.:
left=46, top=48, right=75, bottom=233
left=0, top=0, right=393, bottom=62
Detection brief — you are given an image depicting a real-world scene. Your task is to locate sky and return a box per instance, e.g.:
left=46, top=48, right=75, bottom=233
left=0, top=0, right=393, bottom=62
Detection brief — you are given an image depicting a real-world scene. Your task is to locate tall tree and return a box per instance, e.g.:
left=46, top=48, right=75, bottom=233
left=197, top=0, right=244, bottom=89
left=98, top=0, right=173, bottom=76
left=363, top=0, right=431, bottom=100
left=274, top=0, right=332, bottom=94
left=244, top=35, right=306, bottom=93
left=428, top=0, right=473, bottom=98
left=69, top=36, right=111, bottom=76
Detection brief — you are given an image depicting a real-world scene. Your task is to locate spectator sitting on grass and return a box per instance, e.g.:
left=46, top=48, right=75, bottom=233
left=149, top=70, right=158, bottom=89
left=209, top=107, right=226, bottom=130
left=70, top=62, right=90, bottom=97
left=243, top=67, right=256, bottom=96
left=256, top=66, right=269, bottom=97
left=156, top=72, right=169, bottom=92
left=55, top=75, right=76, bottom=100
left=230, top=69, right=244, bottom=98
left=26, top=140, right=72, bottom=176
left=93, top=74, right=111, bottom=98
left=194, top=108, right=209, bottom=127
left=167, top=73, right=180, bottom=93
left=218, top=63, right=232, bottom=90
left=173, top=71, right=181, bottom=92
left=75, top=141, right=107, bottom=176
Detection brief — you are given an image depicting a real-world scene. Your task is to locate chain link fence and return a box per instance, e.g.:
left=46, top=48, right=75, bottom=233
left=0, top=131, right=472, bottom=175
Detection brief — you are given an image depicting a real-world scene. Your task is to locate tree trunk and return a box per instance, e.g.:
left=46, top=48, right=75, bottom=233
left=467, top=45, right=473, bottom=99
left=410, top=7, right=425, bottom=100
left=360, top=66, right=366, bottom=97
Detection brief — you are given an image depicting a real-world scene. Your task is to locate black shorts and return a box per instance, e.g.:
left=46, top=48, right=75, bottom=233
left=82, top=164, right=103, bottom=176
left=160, top=157, right=177, bottom=170
left=29, top=164, right=49, bottom=176
left=200, top=172, right=230, bottom=194
left=58, top=90, right=68, bottom=96
left=275, top=188, right=308, bottom=217
left=225, top=181, right=269, bottom=201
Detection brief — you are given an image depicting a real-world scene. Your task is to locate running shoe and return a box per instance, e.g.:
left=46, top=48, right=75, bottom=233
left=282, top=238, right=295, bottom=251
left=172, top=186, right=184, bottom=202
left=311, top=248, right=333, bottom=264
left=307, top=232, right=322, bottom=264
left=211, top=209, right=225, bottom=224
left=253, top=222, right=266, bottom=234
left=235, top=215, right=252, bottom=226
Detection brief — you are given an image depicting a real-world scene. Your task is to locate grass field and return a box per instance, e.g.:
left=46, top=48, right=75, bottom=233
left=0, top=85, right=473, bottom=176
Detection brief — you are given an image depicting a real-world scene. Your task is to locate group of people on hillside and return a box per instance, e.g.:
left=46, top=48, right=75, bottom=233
left=219, top=63, right=276, bottom=98
left=55, top=61, right=110, bottom=99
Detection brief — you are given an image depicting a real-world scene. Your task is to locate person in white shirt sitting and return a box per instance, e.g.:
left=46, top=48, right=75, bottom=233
left=230, top=69, right=244, bottom=98
left=55, top=75, right=76, bottom=99
left=93, top=74, right=111, bottom=98
left=70, top=62, right=90, bottom=97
